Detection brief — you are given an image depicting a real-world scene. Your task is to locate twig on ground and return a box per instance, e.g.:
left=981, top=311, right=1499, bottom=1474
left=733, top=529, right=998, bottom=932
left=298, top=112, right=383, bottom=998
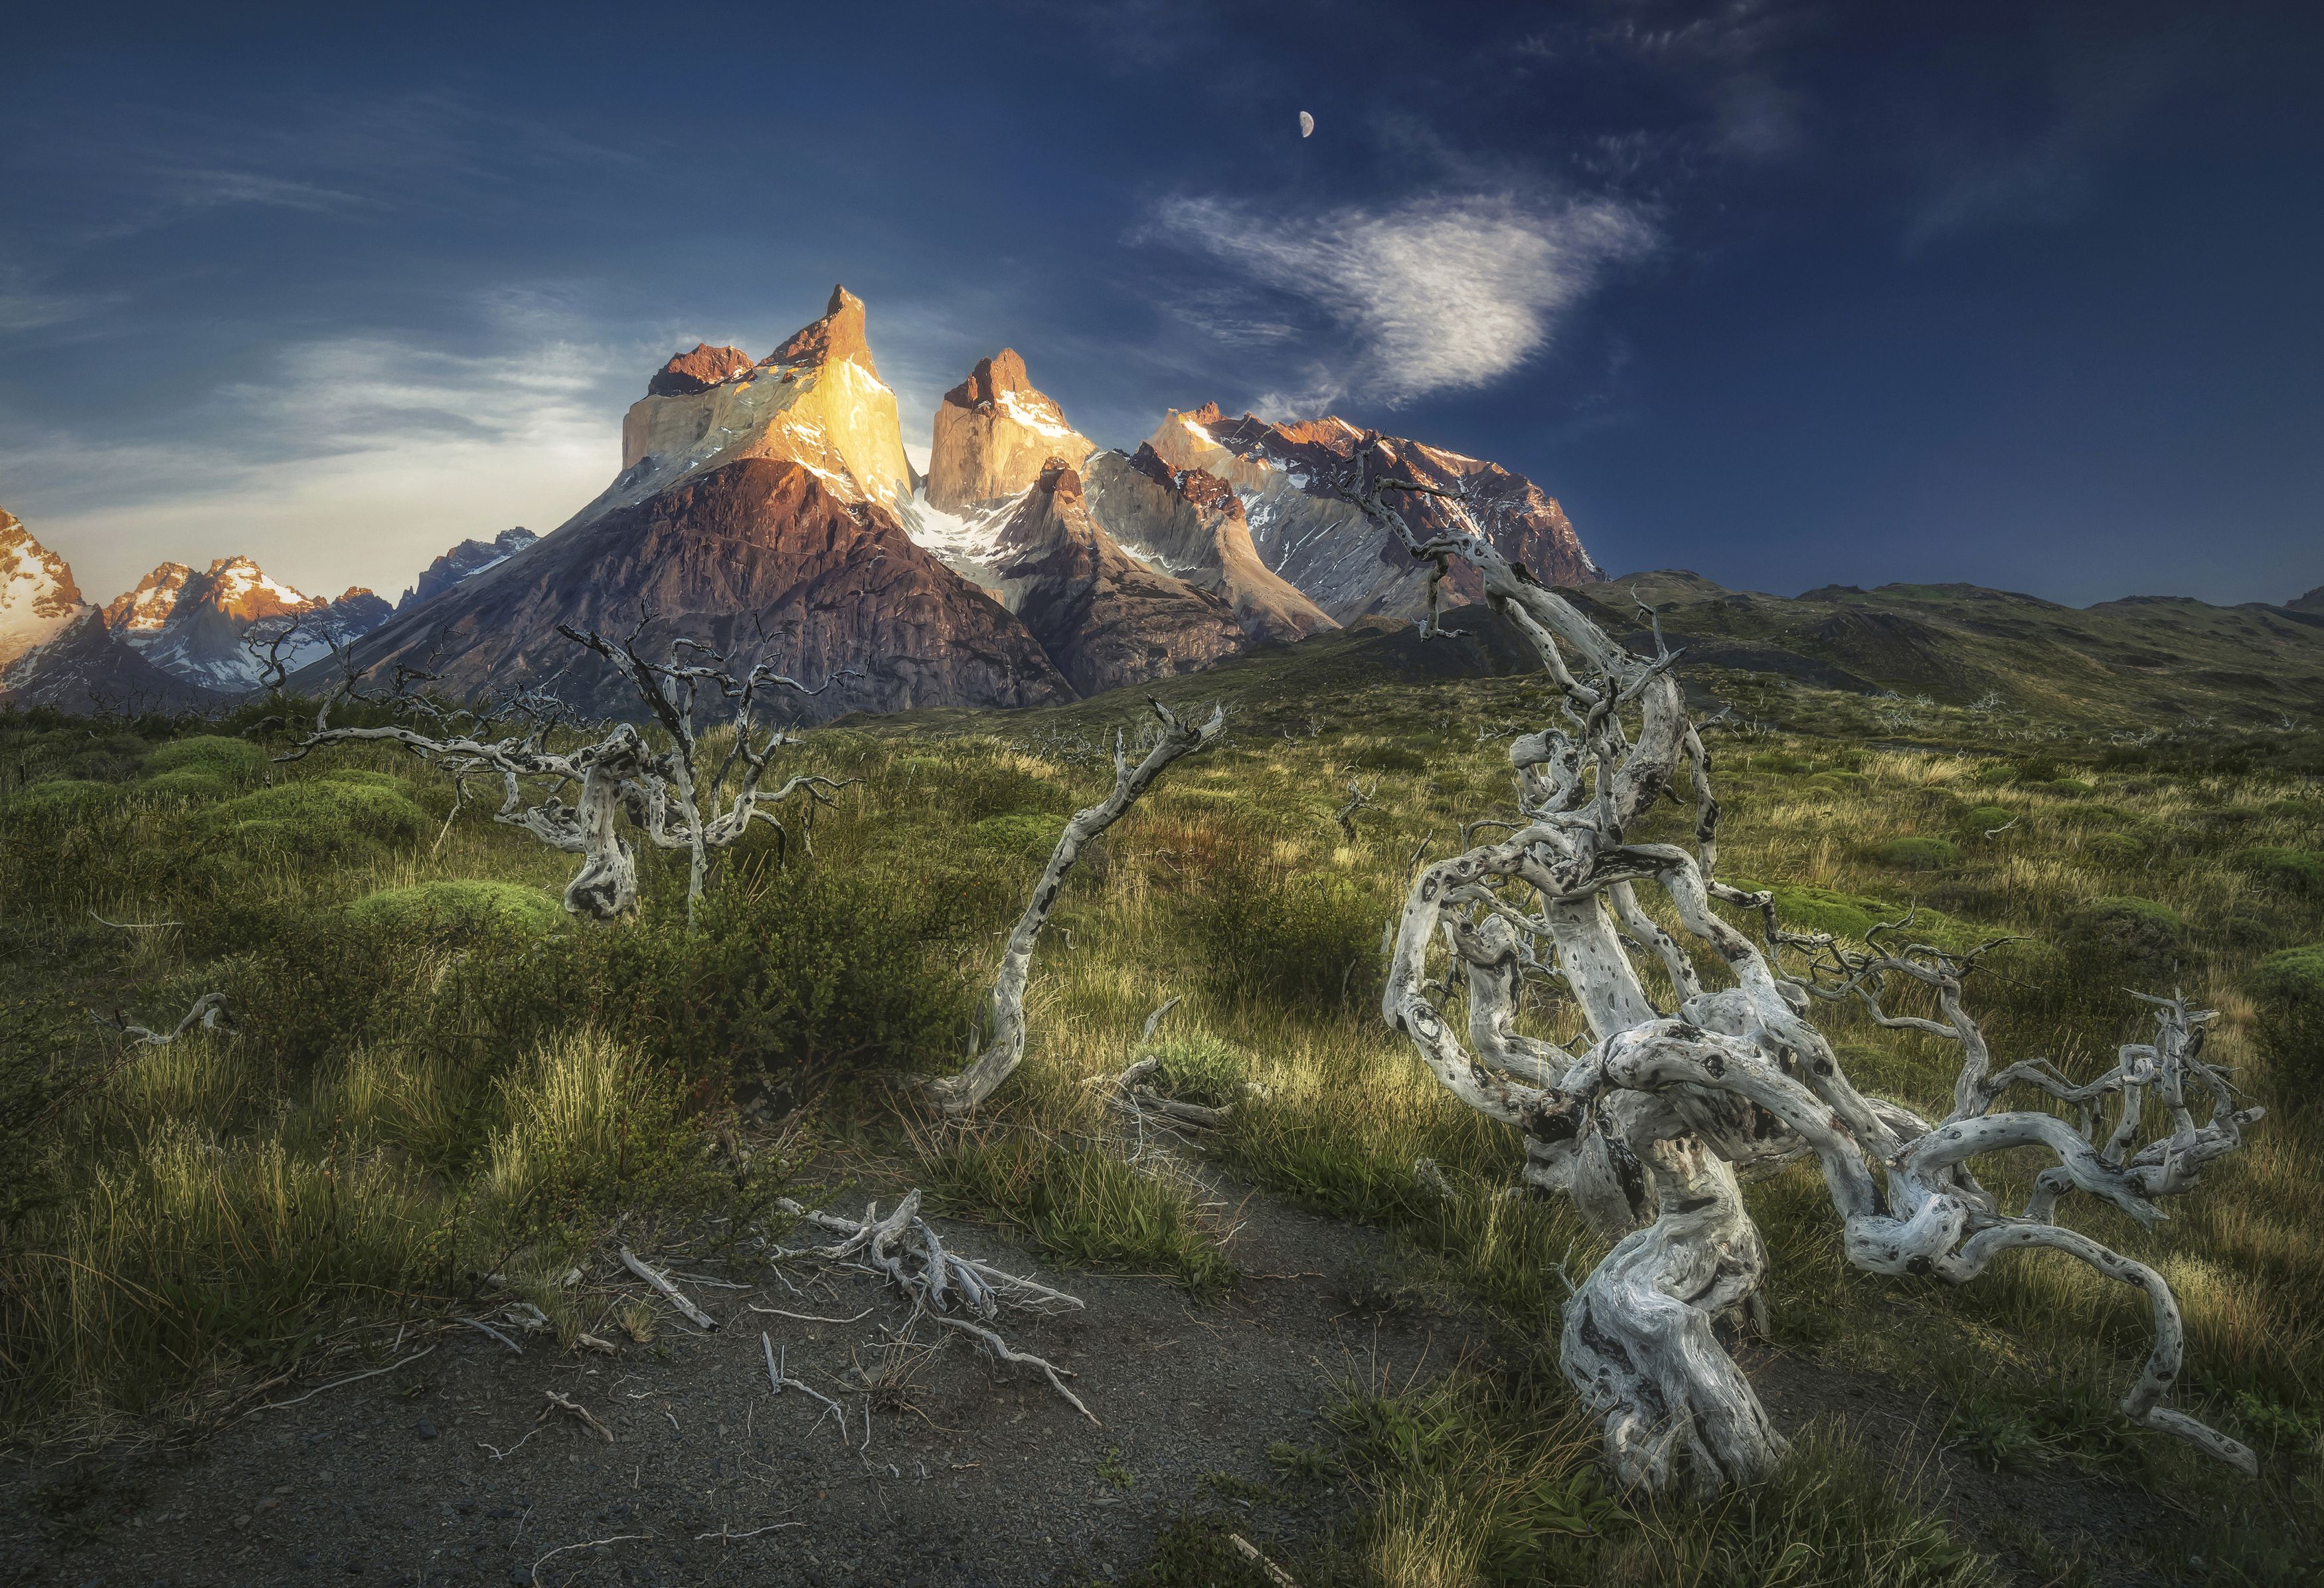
left=622, top=1247, right=717, bottom=1329
left=1231, top=1533, right=1301, bottom=1587
left=531, top=1533, right=651, bottom=1583
left=244, top=1346, right=437, bottom=1415
left=454, top=1316, right=524, bottom=1355
left=746, top=1305, right=873, bottom=1325
left=539, top=1389, right=614, bottom=1444
left=696, top=1521, right=801, bottom=1542
left=934, top=1315, right=1098, bottom=1425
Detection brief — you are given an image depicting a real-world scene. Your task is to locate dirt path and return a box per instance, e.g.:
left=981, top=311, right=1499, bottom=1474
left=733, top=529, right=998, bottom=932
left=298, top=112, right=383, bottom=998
left=3, top=1187, right=1490, bottom=1587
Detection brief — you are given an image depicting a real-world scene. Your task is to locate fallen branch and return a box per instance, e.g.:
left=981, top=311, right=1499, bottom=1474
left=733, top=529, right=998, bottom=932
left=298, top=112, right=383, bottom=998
left=244, top=1346, right=436, bottom=1415
left=1231, top=1533, right=1301, bottom=1588
left=747, top=1305, right=874, bottom=1326
left=454, top=1316, right=524, bottom=1356
left=531, top=1532, right=651, bottom=1584
left=696, top=1522, right=801, bottom=1542
left=539, top=1388, right=614, bottom=1444
left=621, top=1247, right=717, bottom=1330
left=934, top=1314, right=1097, bottom=1425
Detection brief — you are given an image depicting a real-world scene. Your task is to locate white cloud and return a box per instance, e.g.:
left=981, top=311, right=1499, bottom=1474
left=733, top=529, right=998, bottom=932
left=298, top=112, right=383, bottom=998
left=1150, top=192, right=1652, bottom=411
left=1, top=327, right=631, bottom=605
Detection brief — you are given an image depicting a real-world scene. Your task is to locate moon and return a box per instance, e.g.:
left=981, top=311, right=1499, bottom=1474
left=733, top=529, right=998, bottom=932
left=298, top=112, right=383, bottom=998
left=1298, top=110, right=1315, bottom=138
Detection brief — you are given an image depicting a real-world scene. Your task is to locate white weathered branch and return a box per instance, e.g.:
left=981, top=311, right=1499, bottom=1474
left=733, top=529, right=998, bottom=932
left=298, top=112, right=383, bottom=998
left=925, top=699, right=1224, bottom=1116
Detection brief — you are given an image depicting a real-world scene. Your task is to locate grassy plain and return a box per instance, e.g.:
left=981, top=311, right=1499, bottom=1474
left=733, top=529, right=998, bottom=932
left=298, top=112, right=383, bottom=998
left=2, top=616, right=2319, bottom=1584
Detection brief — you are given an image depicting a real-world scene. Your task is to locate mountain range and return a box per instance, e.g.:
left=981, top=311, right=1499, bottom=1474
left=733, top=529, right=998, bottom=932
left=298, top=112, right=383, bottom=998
left=1, top=283, right=2315, bottom=724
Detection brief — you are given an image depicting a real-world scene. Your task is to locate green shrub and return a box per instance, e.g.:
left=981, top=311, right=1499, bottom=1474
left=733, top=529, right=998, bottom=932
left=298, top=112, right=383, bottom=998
left=141, top=735, right=267, bottom=783
left=2060, top=895, right=2183, bottom=986
left=2085, top=832, right=2147, bottom=865
left=1146, top=1033, right=1249, bottom=1109
left=2250, top=945, right=2324, bottom=1091
left=2011, top=756, right=2064, bottom=784
left=185, top=777, right=429, bottom=859
left=1198, top=863, right=1386, bottom=1008
left=1874, top=836, right=1959, bottom=871
left=1972, top=764, right=2015, bottom=786
left=2035, top=777, right=2093, bottom=797
left=2236, top=846, right=2324, bottom=896
left=1957, top=804, right=2017, bottom=836
left=341, top=880, right=565, bottom=942
left=5, top=778, right=122, bottom=814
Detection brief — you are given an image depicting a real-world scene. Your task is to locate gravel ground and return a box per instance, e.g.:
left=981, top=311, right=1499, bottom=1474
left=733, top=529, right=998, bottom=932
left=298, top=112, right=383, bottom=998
left=3, top=1186, right=1490, bottom=1587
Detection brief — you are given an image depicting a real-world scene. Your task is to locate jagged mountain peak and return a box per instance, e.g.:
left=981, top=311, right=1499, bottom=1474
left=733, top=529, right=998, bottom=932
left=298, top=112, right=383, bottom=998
left=763, top=284, right=878, bottom=377
left=397, top=527, right=540, bottom=613
left=649, top=343, right=756, bottom=398
left=1145, top=406, right=1600, bottom=621
left=926, top=349, right=1095, bottom=513
left=0, top=506, right=87, bottom=671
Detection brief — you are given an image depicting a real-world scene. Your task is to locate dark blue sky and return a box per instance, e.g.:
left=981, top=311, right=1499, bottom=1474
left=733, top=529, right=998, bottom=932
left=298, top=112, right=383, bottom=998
left=4, top=0, right=2318, bottom=608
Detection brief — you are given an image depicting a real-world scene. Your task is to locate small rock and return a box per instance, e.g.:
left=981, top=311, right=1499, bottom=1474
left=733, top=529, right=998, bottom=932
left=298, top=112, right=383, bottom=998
left=414, top=1417, right=438, bottom=1441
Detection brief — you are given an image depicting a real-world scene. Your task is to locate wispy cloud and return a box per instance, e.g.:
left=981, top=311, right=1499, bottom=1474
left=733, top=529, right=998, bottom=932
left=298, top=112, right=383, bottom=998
left=1, top=310, right=635, bottom=604
left=1147, top=192, right=1653, bottom=412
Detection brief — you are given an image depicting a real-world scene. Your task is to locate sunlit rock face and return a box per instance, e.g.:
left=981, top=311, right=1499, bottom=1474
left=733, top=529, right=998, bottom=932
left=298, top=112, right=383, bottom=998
left=0, top=505, right=86, bottom=672
left=613, top=285, right=915, bottom=519
left=291, top=289, right=1075, bottom=722
left=0, top=507, right=217, bottom=711
left=1143, top=404, right=1603, bottom=622
left=989, top=458, right=1244, bottom=697
left=1081, top=444, right=1337, bottom=646
left=926, top=349, right=1098, bottom=513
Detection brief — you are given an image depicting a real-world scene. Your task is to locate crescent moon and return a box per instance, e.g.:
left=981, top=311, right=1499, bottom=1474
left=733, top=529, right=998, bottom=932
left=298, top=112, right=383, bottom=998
left=1299, top=111, right=1315, bottom=138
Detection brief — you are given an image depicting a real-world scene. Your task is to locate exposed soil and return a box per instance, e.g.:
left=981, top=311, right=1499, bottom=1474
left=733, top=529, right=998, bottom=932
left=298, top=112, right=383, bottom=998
left=1, top=1182, right=1490, bottom=1588
left=1, top=1174, right=2195, bottom=1588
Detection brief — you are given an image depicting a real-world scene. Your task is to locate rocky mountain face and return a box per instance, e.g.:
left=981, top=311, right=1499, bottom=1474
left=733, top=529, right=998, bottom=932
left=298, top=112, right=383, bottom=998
left=106, top=557, right=390, bottom=690
left=925, top=350, right=1096, bottom=513
left=299, top=290, right=1076, bottom=722
left=1, top=509, right=218, bottom=712
left=991, top=459, right=1243, bottom=697
left=1143, top=405, right=1602, bottom=622
left=1, top=506, right=86, bottom=672
left=1080, top=444, right=1337, bottom=645
left=609, top=285, right=915, bottom=522
left=319, top=458, right=1071, bottom=721
left=397, top=528, right=540, bottom=612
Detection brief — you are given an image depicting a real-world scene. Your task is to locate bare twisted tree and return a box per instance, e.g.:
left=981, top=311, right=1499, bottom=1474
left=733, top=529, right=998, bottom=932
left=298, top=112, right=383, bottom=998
left=279, top=620, right=851, bottom=923
left=1327, top=432, right=2265, bottom=1496
left=924, top=699, right=1224, bottom=1116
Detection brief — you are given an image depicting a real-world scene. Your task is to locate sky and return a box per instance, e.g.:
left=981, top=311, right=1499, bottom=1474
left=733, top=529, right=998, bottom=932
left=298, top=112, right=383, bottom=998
left=3, top=0, right=2319, bottom=609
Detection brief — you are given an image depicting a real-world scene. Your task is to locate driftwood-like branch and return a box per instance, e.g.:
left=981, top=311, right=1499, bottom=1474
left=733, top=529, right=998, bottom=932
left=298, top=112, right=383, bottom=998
left=98, top=992, right=232, bottom=1048
left=924, top=699, right=1224, bottom=1116
left=282, top=618, right=854, bottom=923
left=621, top=1247, right=717, bottom=1330
left=770, top=1192, right=1092, bottom=1417
left=1326, top=432, right=2265, bottom=1494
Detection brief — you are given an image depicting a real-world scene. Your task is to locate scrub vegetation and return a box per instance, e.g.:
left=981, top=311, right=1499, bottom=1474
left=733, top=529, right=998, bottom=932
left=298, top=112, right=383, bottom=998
left=2, top=626, right=2319, bottom=1581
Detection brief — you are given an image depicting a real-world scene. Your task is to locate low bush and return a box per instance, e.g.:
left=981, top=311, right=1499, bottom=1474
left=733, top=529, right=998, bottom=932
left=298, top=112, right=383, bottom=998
left=2058, top=895, right=2183, bottom=988
left=340, top=880, right=566, bottom=942
left=2251, top=944, right=2324, bottom=1091
left=2236, top=845, right=2324, bottom=896
left=1874, top=836, right=1959, bottom=871
left=184, top=777, right=429, bottom=860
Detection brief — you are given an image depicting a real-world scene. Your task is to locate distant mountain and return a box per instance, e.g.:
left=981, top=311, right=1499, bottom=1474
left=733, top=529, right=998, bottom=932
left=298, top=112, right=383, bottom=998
left=0, top=506, right=86, bottom=673
left=1566, top=571, right=2324, bottom=724
left=989, top=457, right=1244, bottom=696
left=1, top=509, right=219, bottom=712
left=397, top=528, right=539, bottom=613
left=298, top=288, right=1073, bottom=721
left=105, top=556, right=391, bottom=690
left=1143, top=405, right=1602, bottom=622
left=2291, top=586, right=2324, bottom=614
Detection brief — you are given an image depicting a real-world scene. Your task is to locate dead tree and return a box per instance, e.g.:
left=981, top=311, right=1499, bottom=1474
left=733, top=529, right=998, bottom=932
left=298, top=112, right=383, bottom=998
left=278, top=622, right=849, bottom=923
left=1326, top=434, right=2265, bottom=1495
left=924, top=699, right=1224, bottom=1116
